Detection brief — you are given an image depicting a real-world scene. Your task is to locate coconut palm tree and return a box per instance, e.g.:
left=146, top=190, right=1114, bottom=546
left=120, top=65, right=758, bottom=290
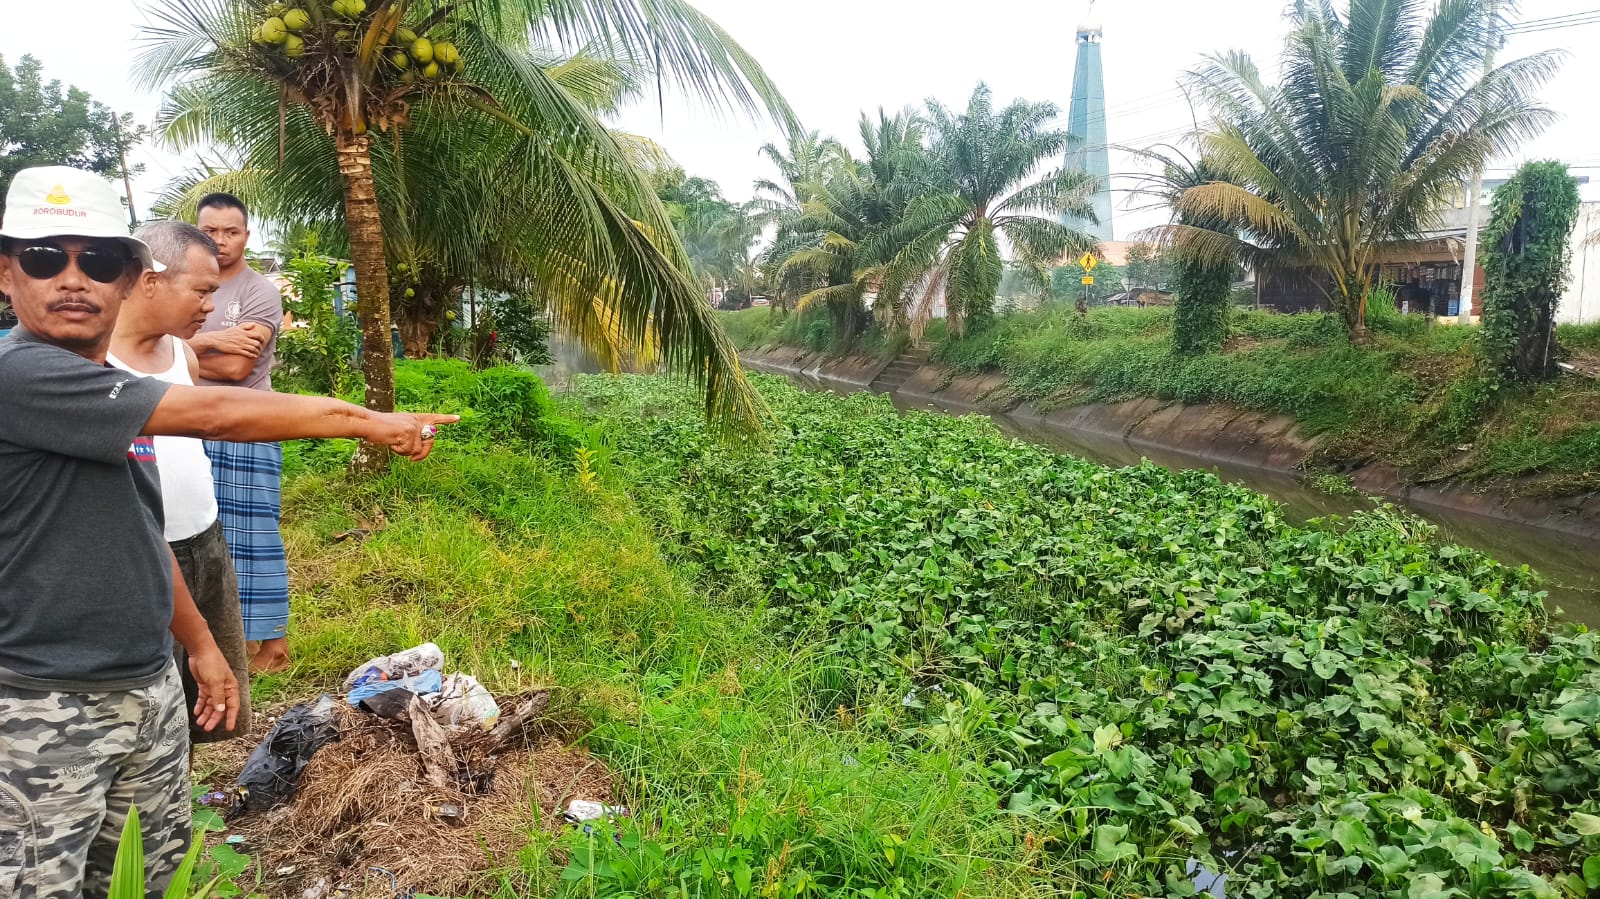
left=875, top=84, right=1098, bottom=335
left=138, top=0, right=795, bottom=465
left=1169, top=0, right=1560, bottom=338
left=147, top=45, right=675, bottom=366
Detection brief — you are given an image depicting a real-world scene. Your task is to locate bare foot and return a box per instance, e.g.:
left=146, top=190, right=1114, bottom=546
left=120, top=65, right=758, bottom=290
left=249, top=638, right=291, bottom=673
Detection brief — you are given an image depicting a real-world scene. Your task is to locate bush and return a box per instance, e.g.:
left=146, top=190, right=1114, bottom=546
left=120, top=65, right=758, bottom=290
left=471, top=293, right=552, bottom=368
left=392, top=358, right=576, bottom=453
left=275, top=242, right=358, bottom=397
left=716, top=306, right=789, bottom=350
left=1480, top=161, right=1582, bottom=382
left=1170, top=253, right=1233, bottom=355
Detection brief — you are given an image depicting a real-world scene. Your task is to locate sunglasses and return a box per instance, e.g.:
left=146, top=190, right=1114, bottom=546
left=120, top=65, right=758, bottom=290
left=11, top=242, right=133, bottom=284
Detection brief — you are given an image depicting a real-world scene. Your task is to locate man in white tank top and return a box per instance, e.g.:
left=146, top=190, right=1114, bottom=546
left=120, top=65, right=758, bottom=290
left=108, top=221, right=252, bottom=743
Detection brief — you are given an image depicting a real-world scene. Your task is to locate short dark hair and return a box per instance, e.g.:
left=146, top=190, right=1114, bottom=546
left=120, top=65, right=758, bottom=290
left=135, top=221, right=218, bottom=273
left=196, top=192, right=249, bottom=224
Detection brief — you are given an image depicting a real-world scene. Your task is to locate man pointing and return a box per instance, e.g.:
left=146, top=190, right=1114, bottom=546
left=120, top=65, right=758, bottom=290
left=0, top=166, right=454, bottom=898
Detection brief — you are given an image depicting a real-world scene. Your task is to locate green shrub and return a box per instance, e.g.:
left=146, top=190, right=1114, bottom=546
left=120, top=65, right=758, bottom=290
left=1481, top=161, right=1582, bottom=382
left=275, top=243, right=358, bottom=397
left=393, top=358, right=568, bottom=451
left=471, top=292, right=553, bottom=368
left=1170, top=252, right=1233, bottom=355
left=716, top=306, right=789, bottom=350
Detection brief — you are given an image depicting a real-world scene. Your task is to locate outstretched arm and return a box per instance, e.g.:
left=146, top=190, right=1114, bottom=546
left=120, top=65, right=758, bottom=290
left=142, top=385, right=457, bottom=461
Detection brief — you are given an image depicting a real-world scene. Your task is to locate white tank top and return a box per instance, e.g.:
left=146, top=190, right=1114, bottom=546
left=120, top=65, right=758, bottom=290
left=108, top=336, right=219, bottom=542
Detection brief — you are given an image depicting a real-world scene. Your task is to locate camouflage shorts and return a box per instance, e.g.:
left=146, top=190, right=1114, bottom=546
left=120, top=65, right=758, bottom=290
left=0, top=662, right=191, bottom=899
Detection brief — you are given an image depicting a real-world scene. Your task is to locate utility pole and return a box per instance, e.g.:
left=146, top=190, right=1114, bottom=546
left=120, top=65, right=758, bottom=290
left=1457, top=0, right=1498, bottom=324
left=111, top=113, right=137, bottom=228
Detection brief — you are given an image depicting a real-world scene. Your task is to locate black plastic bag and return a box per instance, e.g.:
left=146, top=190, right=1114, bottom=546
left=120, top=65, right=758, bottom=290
left=234, top=694, right=340, bottom=812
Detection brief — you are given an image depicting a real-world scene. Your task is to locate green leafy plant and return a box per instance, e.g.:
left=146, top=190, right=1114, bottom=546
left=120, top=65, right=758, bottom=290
left=107, top=806, right=222, bottom=899
left=470, top=292, right=552, bottom=369
left=1480, top=161, right=1582, bottom=383
left=1308, top=471, right=1360, bottom=496
left=275, top=236, right=358, bottom=397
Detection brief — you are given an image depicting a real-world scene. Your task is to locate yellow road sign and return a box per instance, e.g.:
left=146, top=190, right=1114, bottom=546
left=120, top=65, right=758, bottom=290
left=1081, top=276, right=1095, bottom=285
left=1078, top=252, right=1098, bottom=271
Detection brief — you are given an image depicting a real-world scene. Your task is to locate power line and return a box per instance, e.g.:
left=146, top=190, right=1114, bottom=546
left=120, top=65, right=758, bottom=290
left=1507, top=8, right=1600, bottom=29
left=1508, top=18, right=1600, bottom=35
left=1506, top=9, right=1600, bottom=34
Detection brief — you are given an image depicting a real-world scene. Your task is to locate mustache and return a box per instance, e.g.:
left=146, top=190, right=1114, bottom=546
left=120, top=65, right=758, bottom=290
left=47, top=296, right=103, bottom=313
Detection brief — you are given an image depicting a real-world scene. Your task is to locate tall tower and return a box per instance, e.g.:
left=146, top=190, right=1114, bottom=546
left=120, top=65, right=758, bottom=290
left=1065, top=19, right=1113, bottom=242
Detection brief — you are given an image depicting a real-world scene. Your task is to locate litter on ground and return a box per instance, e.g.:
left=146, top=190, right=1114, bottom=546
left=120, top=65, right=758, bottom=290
left=196, top=643, right=615, bottom=897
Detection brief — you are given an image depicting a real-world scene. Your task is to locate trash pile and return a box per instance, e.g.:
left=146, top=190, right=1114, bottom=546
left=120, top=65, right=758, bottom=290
left=198, top=643, right=616, bottom=898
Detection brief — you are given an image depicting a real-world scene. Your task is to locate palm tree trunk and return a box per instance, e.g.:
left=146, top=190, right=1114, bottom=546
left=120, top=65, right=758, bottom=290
left=1338, top=272, right=1369, bottom=342
left=336, top=130, right=395, bottom=473
left=399, top=318, right=434, bottom=359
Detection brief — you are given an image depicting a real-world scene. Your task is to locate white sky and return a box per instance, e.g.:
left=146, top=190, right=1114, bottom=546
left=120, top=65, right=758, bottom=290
left=3, top=0, right=1598, bottom=244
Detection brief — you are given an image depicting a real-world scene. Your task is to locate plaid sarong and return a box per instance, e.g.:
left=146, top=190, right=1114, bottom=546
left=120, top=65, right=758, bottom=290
left=203, top=440, right=290, bottom=641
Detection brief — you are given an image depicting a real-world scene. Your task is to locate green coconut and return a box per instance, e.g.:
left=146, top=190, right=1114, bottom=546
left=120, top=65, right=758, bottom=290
left=410, top=37, right=434, bottom=64
left=388, top=50, right=410, bottom=69
left=432, top=42, right=459, bottom=66
left=282, top=8, right=309, bottom=32
left=283, top=33, right=305, bottom=57
left=259, top=16, right=288, bottom=44
left=421, top=61, right=441, bottom=80
left=395, top=26, right=417, bottom=45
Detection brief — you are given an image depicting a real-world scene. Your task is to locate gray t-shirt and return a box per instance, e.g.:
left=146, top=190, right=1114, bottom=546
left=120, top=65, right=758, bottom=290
left=0, top=327, right=175, bottom=690
left=198, top=267, right=282, bottom=391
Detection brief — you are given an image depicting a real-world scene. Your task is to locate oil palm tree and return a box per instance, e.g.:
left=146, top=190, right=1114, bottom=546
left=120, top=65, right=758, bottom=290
left=138, top=0, right=795, bottom=463
left=776, top=108, right=925, bottom=336
left=875, top=84, right=1098, bottom=335
left=1169, top=0, right=1560, bottom=338
left=657, top=171, right=761, bottom=293
left=753, top=129, right=848, bottom=311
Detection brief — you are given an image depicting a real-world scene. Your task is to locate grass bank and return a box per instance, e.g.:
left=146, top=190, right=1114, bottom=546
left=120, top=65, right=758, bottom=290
left=718, top=305, right=1600, bottom=494
left=221, top=359, right=1053, bottom=898
left=576, top=372, right=1600, bottom=898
